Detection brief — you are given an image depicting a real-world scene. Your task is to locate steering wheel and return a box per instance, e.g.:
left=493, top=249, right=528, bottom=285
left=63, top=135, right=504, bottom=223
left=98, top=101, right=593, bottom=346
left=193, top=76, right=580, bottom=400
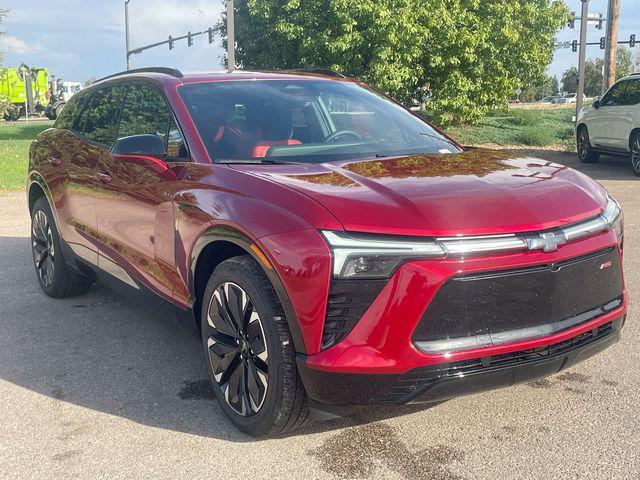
left=325, top=130, right=363, bottom=143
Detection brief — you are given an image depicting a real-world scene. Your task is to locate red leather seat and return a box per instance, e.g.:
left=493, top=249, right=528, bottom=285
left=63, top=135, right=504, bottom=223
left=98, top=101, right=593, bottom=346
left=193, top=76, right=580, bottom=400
left=251, top=139, right=301, bottom=158
left=251, top=103, right=301, bottom=158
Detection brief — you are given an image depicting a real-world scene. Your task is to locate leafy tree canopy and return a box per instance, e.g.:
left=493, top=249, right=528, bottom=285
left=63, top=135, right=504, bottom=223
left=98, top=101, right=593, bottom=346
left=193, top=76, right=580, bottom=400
left=561, top=47, right=634, bottom=97
left=519, top=75, right=560, bottom=102
left=223, top=0, right=567, bottom=123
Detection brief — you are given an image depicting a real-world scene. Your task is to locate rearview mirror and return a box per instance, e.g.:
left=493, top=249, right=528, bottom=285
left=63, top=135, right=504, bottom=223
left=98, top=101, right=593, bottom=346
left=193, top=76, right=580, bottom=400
left=111, top=134, right=166, bottom=157
left=592, top=98, right=601, bottom=109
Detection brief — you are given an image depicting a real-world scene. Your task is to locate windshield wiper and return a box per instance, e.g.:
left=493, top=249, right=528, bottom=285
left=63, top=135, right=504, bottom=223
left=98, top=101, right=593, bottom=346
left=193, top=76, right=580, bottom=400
left=418, top=131, right=460, bottom=150
left=260, top=158, right=305, bottom=165
left=216, top=158, right=304, bottom=165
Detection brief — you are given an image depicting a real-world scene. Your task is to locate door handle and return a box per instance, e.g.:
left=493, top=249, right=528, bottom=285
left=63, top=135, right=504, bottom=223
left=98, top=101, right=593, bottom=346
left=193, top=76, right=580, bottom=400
left=97, top=172, right=112, bottom=184
left=48, top=156, right=62, bottom=167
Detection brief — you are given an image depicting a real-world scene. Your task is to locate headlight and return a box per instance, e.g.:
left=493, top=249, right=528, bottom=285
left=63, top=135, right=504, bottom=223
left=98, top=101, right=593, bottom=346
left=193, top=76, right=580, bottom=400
left=321, top=230, right=444, bottom=278
left=322, top=195, right=623, bottom=278
left=602, top=194, right=623, bottom=241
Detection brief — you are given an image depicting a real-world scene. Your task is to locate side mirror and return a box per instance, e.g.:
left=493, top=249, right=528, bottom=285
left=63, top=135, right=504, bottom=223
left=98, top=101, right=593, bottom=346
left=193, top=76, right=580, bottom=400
left=111, top=134, right=166, bottom=157
left=592, top=98, right=601, bottom=109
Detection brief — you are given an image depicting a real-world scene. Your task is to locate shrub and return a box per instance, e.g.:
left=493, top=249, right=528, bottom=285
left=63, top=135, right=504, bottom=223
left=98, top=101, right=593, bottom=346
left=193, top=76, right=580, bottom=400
left=510, top=109, right=542, bottom=126
left=518, top=125, right=555, bottom=146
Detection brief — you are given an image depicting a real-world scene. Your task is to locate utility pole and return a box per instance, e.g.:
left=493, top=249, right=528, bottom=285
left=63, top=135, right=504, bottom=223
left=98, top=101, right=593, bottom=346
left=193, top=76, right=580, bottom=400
left=576, top=0, right=589, bottom=121
left=603, top=0, right=620, bottom=91
left=125, top=0, right=132, bottom=70
left=226, top=0, right=235, bottom=71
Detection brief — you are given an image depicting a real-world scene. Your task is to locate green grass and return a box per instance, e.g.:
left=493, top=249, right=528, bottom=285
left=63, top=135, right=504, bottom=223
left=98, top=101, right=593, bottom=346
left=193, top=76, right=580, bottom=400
left=445, top=107, right=575, bottom=148
left=0, top=120, right=54, bottom=192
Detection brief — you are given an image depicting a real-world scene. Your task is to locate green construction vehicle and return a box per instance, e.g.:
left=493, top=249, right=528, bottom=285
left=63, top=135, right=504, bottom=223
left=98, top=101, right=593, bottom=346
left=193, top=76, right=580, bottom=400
left=0, top=65, right=50, bottom=121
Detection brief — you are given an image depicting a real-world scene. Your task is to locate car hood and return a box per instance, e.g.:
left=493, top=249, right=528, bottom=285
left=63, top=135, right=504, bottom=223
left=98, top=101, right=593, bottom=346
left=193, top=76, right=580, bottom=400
left=230, top=149, right=608, bottom=237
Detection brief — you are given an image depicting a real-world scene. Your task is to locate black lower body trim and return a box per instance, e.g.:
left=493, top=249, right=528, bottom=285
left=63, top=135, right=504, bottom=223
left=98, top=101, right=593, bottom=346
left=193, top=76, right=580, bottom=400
left=298, top=317, right=623, bottom=406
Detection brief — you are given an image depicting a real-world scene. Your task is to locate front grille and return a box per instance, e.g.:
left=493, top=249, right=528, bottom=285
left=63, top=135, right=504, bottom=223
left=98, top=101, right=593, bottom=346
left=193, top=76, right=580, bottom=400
left=372, top=320, right=617, bottom=403
left=322, top=279, right=387, bottom=349
left=412, top=247, right=623, bottom=353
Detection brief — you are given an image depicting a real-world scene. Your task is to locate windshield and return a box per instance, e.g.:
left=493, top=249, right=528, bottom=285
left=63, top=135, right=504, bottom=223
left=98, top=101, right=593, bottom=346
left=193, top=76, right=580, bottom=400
left=178, top=80, right=461, bottom=164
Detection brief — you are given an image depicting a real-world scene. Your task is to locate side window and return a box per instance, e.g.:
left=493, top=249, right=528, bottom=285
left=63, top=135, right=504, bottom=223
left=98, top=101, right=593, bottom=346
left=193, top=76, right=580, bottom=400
left=53, top=91, right=90, bottom=131
left=167, top=118, right=189, bottom=160
left=601, top=82, right=630, bottom=107
left=624, top=79, right=640, bottom=105
left=84, top=86, right=125, bottom=146
left=118, top=83, right=188, bottom=161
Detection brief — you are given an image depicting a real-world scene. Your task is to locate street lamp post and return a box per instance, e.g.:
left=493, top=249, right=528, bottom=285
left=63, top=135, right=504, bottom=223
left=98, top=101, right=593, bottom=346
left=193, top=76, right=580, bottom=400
left=226, top=0, right=235, bottom=71
left=576, top=0, right=589, bottom=123
left=125, top=0, right=132, bottom=70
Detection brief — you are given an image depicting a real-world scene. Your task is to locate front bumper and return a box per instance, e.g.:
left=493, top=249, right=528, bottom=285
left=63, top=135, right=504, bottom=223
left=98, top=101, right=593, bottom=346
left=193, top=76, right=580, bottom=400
left=298, top=316, right=624, bottom=406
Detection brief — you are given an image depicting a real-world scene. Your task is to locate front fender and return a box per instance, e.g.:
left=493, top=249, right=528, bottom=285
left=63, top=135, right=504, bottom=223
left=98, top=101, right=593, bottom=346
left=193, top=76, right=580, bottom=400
left=187, top=225, right=311, bottom=354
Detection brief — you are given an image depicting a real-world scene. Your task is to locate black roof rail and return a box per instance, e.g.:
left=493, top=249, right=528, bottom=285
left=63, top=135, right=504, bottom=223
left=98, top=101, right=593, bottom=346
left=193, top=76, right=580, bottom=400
left=283, top=67, right=346, bottom=78
left=95, top=67, right=183, bottom=83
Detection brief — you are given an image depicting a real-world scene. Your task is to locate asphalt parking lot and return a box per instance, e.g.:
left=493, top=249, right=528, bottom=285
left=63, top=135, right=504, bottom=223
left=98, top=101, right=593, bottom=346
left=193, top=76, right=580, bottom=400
left=1, top=150, right=639, bottom=480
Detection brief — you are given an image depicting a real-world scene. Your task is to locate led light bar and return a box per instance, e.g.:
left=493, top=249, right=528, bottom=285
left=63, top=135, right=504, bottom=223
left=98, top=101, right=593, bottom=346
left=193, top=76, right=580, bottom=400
left=322, top=195, right=622, bottom=278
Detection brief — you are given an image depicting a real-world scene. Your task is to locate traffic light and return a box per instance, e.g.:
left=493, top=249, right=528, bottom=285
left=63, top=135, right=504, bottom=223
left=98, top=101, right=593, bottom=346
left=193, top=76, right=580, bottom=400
left=567, top=12, right=575, bottom=29
left=187, top=31, right=193, bottom=47
left=572, top=40, right=578, bottom=53
left=631, top=34, right=636, bottom=48
left=208, top=27, right=215, bottom=44
left=168, top=35, right=174, bottom=50
left=600, top=37, right=606, bottom=49
left=596, top=14, right=604, bottom=30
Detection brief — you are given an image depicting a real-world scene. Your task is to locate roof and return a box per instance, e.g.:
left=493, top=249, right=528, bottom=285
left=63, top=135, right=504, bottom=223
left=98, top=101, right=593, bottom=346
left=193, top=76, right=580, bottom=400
left=94, top=67, right=351, bottom=87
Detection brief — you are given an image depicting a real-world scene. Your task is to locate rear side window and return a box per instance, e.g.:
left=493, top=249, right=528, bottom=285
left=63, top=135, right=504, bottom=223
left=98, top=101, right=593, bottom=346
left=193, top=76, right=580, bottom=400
left=601, top=81, right=630, bottom=106
left=622, top=78, right=640, bottom=105
left=84, top=86, right=126, bottom=146
left=118, top=83, right=188, bottom=161
left=54, top=91, right=91, bottom=132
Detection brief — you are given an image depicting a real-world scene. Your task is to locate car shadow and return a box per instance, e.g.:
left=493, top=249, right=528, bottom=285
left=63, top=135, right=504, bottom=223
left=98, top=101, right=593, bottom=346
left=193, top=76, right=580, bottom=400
left=0, top=235, right=442, bottom=442
left=505, top=148, right=637, bottom=182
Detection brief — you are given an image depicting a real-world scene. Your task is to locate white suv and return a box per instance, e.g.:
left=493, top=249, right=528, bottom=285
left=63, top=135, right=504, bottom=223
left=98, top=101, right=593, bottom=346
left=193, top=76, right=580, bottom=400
left=577, top=74, right=640, bottom=175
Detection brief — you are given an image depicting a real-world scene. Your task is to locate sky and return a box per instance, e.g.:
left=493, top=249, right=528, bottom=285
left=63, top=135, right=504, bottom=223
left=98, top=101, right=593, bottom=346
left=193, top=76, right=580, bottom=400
left=1, top=0, right=639, bottom=84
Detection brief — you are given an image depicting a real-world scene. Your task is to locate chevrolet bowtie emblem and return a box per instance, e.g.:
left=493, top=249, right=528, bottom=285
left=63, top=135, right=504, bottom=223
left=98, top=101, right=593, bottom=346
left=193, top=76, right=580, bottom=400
left=527, top=232, right=566, bottom=252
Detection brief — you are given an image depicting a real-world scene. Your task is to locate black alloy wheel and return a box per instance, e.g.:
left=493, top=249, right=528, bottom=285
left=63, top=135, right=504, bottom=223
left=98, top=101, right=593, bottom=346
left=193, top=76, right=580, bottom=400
left=30, top=197, right=92, bottom=298
left=32, top=208, right=56, bottom=288
left=631, top=132, right=640, bottom=177
left=577, top=126, right=599, bottom=163
left=204, top=281, right=269, bottom=416
left=201, top=256, right=310, bottom=436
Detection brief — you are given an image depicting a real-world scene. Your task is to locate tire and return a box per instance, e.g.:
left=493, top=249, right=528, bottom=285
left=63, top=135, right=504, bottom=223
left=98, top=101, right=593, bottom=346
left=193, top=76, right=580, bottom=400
left=55, top=103, right=65, bottom=119
left=630, top=131, right=640, bottom=177
left=201, top=255, right=310, bottom=436
left=3, top=107, right=20, bottom=122
left=577, top=125, right=599, bottom=163
left=31, top=197, right=92, bottom=298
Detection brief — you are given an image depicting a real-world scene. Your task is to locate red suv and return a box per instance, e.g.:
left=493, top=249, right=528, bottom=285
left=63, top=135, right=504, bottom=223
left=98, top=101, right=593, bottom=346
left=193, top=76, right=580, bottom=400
left=28, top=68, right=626, bottom=435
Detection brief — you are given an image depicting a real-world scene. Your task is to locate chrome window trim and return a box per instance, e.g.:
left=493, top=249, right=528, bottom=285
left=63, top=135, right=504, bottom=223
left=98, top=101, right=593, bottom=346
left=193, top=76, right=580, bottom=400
left=322, top=196, right=621, bottom=277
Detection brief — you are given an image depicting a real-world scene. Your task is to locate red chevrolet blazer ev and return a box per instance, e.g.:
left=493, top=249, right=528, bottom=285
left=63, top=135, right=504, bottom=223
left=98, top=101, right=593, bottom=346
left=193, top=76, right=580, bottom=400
left=28, top=68, right=626, bottom=435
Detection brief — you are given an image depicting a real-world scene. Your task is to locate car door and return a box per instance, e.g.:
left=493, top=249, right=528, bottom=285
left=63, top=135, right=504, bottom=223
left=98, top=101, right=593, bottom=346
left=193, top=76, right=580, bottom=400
left=609, top=78, right=640, bottom=150
left=590, top=81, right=628, bottom=148
left=93, top=82, right=190, bottom=303
left=59, top=85, right=125, bottom=264
left=41, top=90, right=94, bottom=260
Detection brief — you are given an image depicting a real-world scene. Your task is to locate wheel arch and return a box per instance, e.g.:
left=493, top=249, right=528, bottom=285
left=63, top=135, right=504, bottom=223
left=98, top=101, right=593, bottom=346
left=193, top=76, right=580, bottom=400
left=28, top=174, right=53, bottom=214
left=189, top=226, right=307, bottom=354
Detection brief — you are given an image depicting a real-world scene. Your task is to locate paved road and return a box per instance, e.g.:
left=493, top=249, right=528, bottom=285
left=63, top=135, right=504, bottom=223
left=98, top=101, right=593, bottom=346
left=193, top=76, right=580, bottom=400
left=1, top=151, right=639, bottom=480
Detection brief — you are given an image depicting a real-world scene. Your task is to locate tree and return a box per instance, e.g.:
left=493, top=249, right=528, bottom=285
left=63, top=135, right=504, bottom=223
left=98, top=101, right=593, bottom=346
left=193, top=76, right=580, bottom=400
left=520, top=75, right=560, bottom=102
left=617, top=47, right=633, bottom=79
left=561, top=48, right=634, bottom=97
left=224, top=0, right=567, bottom=123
